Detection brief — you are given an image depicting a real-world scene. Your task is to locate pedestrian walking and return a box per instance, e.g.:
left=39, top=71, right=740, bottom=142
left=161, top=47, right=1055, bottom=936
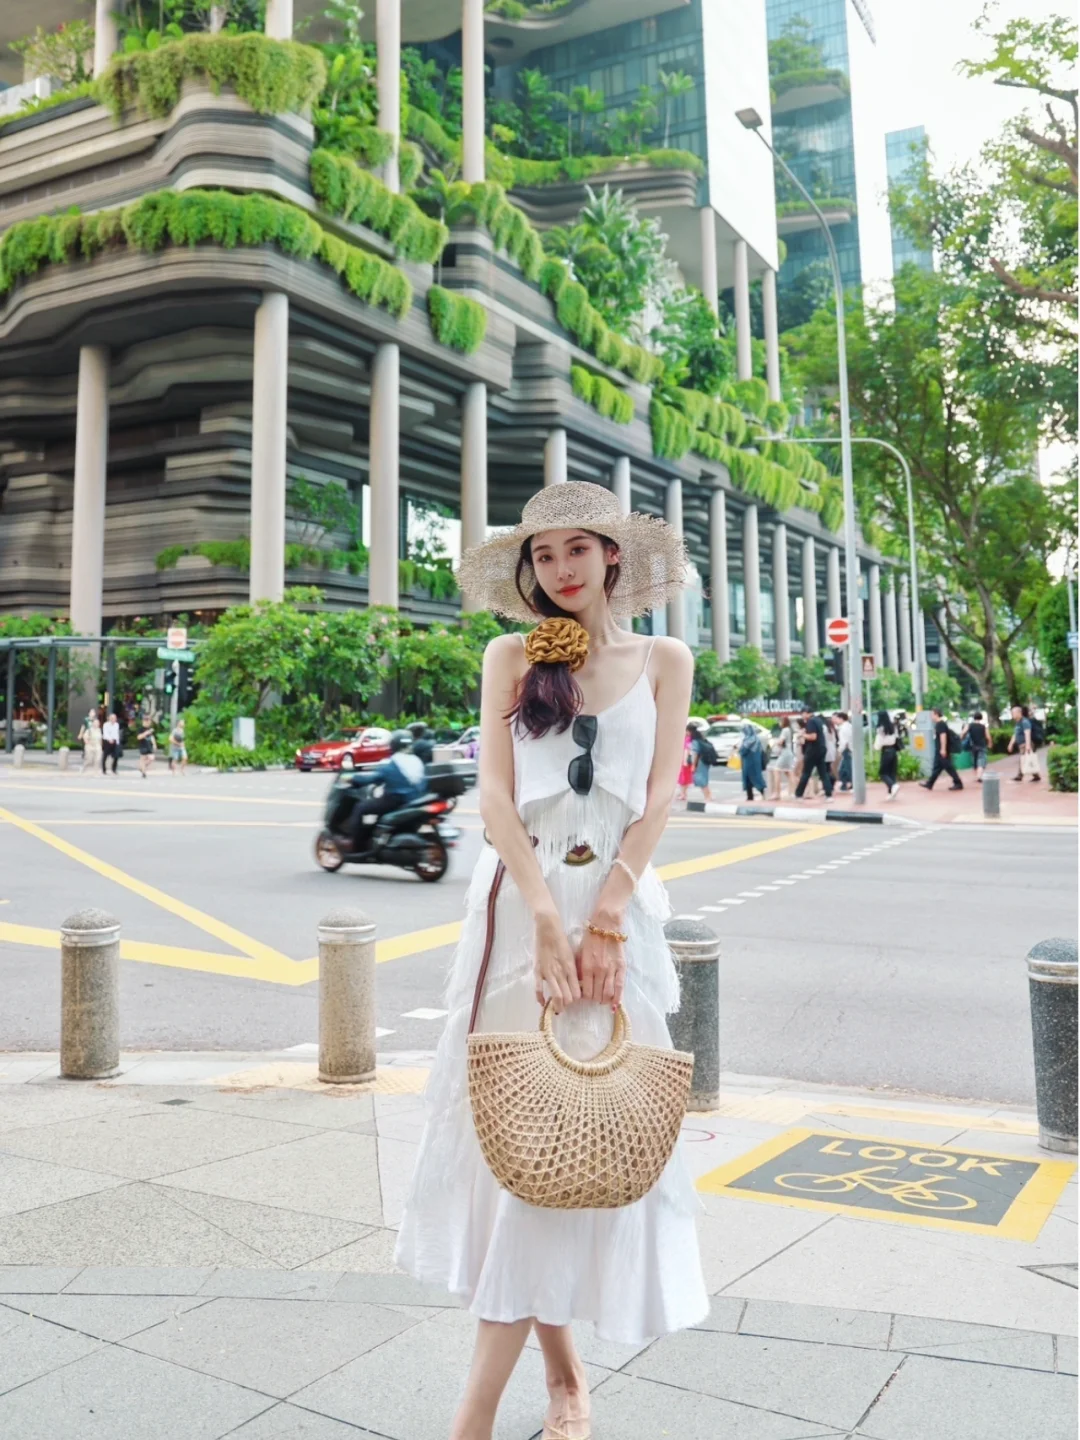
left=1009, top=704, right=1043, bottom=782
left=794, top=706, right=834, bottom=799
left=874, top=708, right=900, bottom=799
left=136, top=720, right=156, bottom=779
left=765, top=719, right=795, bottom=800
left=78, top=711, right=102, bottom=774
left=920, top=707, right=963, bottom=790
left=834, top=711, right=853, bottom=791
left=962, top=710, right=990, bottom=783
left=675, top=724, right=695, bottom=804
left=101, top=713, right=121, bottom=775
left=396, top=482, right=707, bottom=1440
left=689, top=724, right=717, bottom=804
left=738, top=722, right=766, bottom=801
left=168, top=717, right=188, bottom=775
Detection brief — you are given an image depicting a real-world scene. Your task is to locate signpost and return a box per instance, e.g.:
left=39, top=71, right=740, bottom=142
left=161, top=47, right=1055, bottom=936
left=158, top=631, right=193, bottom=727
left=861, top=654, right=876, bottom=680
left=166, top=626, right=187, bottom=652
left=826, top=616, right=851, bottom=648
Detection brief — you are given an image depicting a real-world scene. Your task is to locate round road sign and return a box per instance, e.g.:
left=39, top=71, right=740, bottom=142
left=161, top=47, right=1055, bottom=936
left=826, top=617, right=850, bottom=646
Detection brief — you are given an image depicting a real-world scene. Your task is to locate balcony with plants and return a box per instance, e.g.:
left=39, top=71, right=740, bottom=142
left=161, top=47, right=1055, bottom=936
left=768, top=16, right=850, bottom=118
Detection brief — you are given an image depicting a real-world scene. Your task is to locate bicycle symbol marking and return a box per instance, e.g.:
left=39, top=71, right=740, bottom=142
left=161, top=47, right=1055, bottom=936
left=774, top=1165, right=979, bottom=1212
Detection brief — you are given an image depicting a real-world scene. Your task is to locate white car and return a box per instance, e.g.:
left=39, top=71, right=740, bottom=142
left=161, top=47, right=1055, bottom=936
left=703, top=719, right=772, bottom=763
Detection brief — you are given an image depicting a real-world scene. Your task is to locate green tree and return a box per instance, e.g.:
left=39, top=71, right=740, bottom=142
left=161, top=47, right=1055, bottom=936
left=287, top=477, right=359, bottom=554
left=776, top=655, right=840, bottom=711
left=768, top=16, right=825, bottom=78
left=392, top=620, right=482, bottom=717
left=924, top=670, right=963, bottom=714
left=657, top=70, right=694, bottom=148
left=693, top=646, right=778, bottom=710
left=655, top=287, right=733, bottom=394
left=1037, top=579, right=1075, bottom=689
left=606, top=86, right=659, bottom=153
left=867, top=667, right=916, bottom=712
left=566, top=85, right=604, bottom=157
left=11, top=20, right=96, bottom=84
left=515, top=68, right=567, bottom=159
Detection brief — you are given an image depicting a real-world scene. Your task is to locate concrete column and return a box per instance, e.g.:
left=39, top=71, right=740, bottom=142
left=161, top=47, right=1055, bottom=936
left=826, top=545, right=842, bottom=625
left=762, top=268, right=781, bottom=403
left=899, top=574, right=913, bottom=673
left=611, top=455, right=631, bottom=515
left=461, top=0, right=486, bottom=184
left=93, top=0, right=119, bottom=76
left=699, top=207, right=719, bottom=315
left=459, top=382, right=487, bottom=610
left=263, top=0, right=293, bottom=40
left=544, top=428, right=567, bottom=487
left=61, top=908, right=120, bottom=1080
left=665, top=479, right=685, bottom=642
left=709, top=487, right=730, bottom=662
left=733, top=239, right=752, bottom=382
left=70, top=345, right=110, bottom=638
left=249, top=293, right=289, bottom=604
left=376, top=0, right=401, bottom=194
left=884, top=574, right=899, bottom=670
left=868, top=562, right=884, bottom=667
left=801, top=536, right=819, bottom=656
left=318, top=908, right=376, bottom=1084
left=772, top=523, right=790, bottom=666
left=368, top=343, right=400, bottom=608
left=936, top=607, right=949, bottom=671
left=743, top=503, right=761, bottom=650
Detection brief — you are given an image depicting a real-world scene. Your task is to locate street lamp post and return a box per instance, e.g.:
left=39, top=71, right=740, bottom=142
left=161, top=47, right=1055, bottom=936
left=737, top=107, right=865, bottom=803
left=797, top=436, right=925, bottom=713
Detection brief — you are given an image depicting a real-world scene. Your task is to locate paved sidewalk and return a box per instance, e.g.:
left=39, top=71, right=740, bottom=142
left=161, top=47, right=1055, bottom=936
left=0, top=1053, right=1075, bottom=1439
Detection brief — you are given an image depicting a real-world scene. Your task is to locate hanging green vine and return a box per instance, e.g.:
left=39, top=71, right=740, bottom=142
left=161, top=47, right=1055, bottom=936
left=570, top=365, right=634, bottom=424
left=310, top=148, right=448, bottom=263
left=97, top=33, right=326, bottom=120
left=427, top=286, right=487, bottom=353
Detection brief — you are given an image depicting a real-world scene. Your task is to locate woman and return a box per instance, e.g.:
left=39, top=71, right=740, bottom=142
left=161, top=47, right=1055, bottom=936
left=962, top=711, right=989, bottom=783
left=738, top=722, right=766, bottom=801
left=396, top=482, right=707, bottom=1440
left=78, top=711, right=102, bottom=774
left=689, top=723, right=714, bottom=803
left=874, top=708, right=900, bottom=799
left=136, top=719, right=156, bottom=779
left=675, top=724, right=695, bottom=803
left=766, top=719, right=794, bottom=800
left=169, top=716, right=188, bottom=775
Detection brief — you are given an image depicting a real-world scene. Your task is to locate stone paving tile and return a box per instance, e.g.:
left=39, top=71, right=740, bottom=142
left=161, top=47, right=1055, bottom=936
left=0, top=1085, right=156, bottom=1134
left=0, top=1148, right=126, bottom=1217
left=589, top=1371, right=848, bottom=1440
left=627, top=1326, right=901, bottom=1432
left=694, top=1294, right=747, bottom=1333
left=0, top=1342, right=269, bottom=1439
left=124, top=1295, right=418, bottom=1399
left=155, top=1129, right=384, bottom=1226
left=0, top=1184, right=278, bottom=1268
left=524, top=1317, right=650, bottom=1372
left=166, top=1086, right=377, bottom=1132
left=64, top=1265, right=217, bottom=1294
left=377, top=1134, right=417, bottom=1228
left=1057, top=1334, right=1078, bottom=1375
left=0, top=1309, right=102, bottom=1395
left=225, top=1403, right=384, bottom=1437
left=299, top=1225, right=403, bottom=1273
left=329, top=1272, right=462, bottom=1307
left=0, top=1291, right=211, bottom=1342
left=291, top=1305, right=608, bottom=1440
left=154, top=1186, right=373, bottom=1268
left=694, top=1196, right=833, bottom=1294
left=856, top=1353, right=1078, bottom=1440
left=194, top=1268, right=344, bottom=1302
left=0, top=1106, right=321, bottom=1181
left=0, top=1264, right=83, bottom=1292
left=888, top=1314, right=1056, bottom=1371
left=740, top=1300, right=892, bottom=1350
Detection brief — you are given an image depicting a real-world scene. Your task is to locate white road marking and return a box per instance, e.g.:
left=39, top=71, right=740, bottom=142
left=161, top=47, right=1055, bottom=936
left=403, top=1008, right=448, bottom=1021
left=755, top=885, right=781, bottom=892
left=718, top=898, right=746, bottom=905
left=774, top=879, right=798, bottom=885
left=737, top=891, right=764, bottom=898
left=376, top=1027, right=396, bottom=1038
left=700, top=905, right=728, bottom=913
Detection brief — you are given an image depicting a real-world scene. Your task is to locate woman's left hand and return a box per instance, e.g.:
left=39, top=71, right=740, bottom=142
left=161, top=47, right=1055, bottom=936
left=578, top=917, right=627, bottom=1010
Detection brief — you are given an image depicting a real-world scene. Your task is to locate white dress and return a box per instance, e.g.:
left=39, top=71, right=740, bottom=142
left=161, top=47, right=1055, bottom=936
left=394, top=643, right=709, bottom=1345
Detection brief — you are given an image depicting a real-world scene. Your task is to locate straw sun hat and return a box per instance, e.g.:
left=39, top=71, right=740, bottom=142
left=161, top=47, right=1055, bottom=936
left=456, top=481, right=690, bottom=623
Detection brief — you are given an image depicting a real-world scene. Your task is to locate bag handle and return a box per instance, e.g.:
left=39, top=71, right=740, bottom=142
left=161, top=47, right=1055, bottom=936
left=468, top=859, right=507, bottom=1035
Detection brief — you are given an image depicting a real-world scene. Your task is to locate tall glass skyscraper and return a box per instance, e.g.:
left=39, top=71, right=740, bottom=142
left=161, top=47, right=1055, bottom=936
left=886, top=126, right=934, bottom=274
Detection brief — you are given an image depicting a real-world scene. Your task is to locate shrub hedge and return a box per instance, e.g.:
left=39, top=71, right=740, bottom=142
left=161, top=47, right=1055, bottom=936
left=570, top=365, right=634, bottom=424
left=508, top=148, right=705, bottom=187
left=1048, top=743, right=1078, bottom=792
left=427, top=285, right=487, bottom=354
left=310, top=148, right=448, bottom=263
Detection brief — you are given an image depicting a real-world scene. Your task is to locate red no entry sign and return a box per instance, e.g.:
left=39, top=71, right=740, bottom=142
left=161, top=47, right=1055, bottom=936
left=826, top=616, right=850, bottom=646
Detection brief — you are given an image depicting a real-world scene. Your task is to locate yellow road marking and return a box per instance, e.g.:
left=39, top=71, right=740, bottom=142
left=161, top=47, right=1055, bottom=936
left=0, top=783, right=320, bottom=808
left=0, top=805, right=300, bottom=979
left=696, top=1091, right=1039, bottom=1137
left=655, top=824, right=837, bottom=881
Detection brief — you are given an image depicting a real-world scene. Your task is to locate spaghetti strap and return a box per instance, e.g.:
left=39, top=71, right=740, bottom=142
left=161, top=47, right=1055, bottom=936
left=642, top=636, right=658, bottom=678
left=517, top=633, right=526, bottom=648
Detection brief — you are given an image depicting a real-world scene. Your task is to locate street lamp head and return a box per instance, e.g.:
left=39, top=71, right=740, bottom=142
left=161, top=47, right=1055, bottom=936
left=736, top=107, right=764, bottom=130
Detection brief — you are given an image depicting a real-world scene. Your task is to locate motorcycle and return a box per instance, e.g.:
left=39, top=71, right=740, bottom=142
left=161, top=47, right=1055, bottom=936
left=314, top=763, right=465, bottom=882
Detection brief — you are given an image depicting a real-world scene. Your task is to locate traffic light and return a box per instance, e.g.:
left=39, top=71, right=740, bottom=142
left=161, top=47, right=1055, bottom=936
left=178, top=662, right=192, bottom=709
left=163, top=668, right=176, bottom=697
left=827, top=648, right=845, bottom=685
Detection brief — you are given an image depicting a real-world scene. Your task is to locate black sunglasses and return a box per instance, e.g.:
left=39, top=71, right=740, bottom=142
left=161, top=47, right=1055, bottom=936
left=568, top=713, right=598, bottom=796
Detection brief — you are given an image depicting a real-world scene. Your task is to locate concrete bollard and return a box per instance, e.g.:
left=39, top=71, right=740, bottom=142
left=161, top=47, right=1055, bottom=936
left=12, top=743, right=24, bottom=769
left=1027, top=938, right=1077, bottom=1153
left=58, top=746, right=70, bottom=772
left=60, top=908, right=121, bottom=1080
left=982, top=773, right=1000, bottom=818
left=664, top=917, right=721, bottom=1111
left=318, top=908, right=377, bottom=1084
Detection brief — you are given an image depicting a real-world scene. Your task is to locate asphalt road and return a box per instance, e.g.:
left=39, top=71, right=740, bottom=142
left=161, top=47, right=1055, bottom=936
left=0, top=765, right=1074, bottom=1105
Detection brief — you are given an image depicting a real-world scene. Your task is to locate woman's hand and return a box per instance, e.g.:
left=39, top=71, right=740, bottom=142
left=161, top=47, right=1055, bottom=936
left=533, top=910, right=582, bottom=1014
left=578, top=914, right=627, bottom=1011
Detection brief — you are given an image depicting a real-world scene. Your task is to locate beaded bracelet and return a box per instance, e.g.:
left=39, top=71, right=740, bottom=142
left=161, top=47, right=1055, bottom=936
left=586, top=921, right=628, bottom=944
left=611, top=856, right=638, bottom=889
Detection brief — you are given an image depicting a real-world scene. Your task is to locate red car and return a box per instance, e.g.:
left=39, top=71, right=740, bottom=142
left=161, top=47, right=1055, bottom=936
left=295, top=726, right=393, bottom=772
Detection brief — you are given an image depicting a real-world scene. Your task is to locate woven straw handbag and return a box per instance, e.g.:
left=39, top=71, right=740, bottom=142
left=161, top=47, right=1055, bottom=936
left=465, top=860, right=694, bottom=1210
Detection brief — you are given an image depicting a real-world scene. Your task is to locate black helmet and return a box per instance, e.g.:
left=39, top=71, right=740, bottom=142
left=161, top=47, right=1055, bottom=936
left=389, top=729, right=413, bottom=754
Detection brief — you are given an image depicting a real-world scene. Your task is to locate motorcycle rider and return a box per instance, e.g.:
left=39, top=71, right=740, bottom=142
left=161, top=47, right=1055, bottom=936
left=350, top=731, right=426, bottom=850
left=408, top=721, right=436, bottom=766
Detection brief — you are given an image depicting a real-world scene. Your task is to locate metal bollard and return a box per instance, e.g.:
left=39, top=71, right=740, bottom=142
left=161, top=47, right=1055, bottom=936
left=60, top=908, right=121, bottom=1079
left=12, top=743, right=24, bottom=769
left=57, top=746, right=70, bottom=772
left=318, top=908, right=377, bottom=1084
left=982, top=773, right=1000, bottom=818
left=664, top=917, right=721, bottom=1111
left=1027, top=938, right=1077, bottom=1153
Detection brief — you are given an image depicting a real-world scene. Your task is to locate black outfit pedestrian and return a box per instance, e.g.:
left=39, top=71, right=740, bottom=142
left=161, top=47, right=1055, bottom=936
left=923, top=718, right=963, bottom=790
left=794, top=713, right=833, bottom=799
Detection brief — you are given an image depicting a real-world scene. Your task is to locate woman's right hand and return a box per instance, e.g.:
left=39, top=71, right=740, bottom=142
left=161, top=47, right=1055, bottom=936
left=533, top=910, right=582, bottom=1014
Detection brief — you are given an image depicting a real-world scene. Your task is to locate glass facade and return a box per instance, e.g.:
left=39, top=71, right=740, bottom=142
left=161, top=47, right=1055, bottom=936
left=886, top=127, right=933, bottom=273
left=766, top=0, right=862, bottom=292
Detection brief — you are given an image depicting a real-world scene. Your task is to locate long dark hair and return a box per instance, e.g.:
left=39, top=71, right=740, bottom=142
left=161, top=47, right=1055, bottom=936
left=506, top=530, right=621, bottom=739
left=877, top=709, right=894, bottom=735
